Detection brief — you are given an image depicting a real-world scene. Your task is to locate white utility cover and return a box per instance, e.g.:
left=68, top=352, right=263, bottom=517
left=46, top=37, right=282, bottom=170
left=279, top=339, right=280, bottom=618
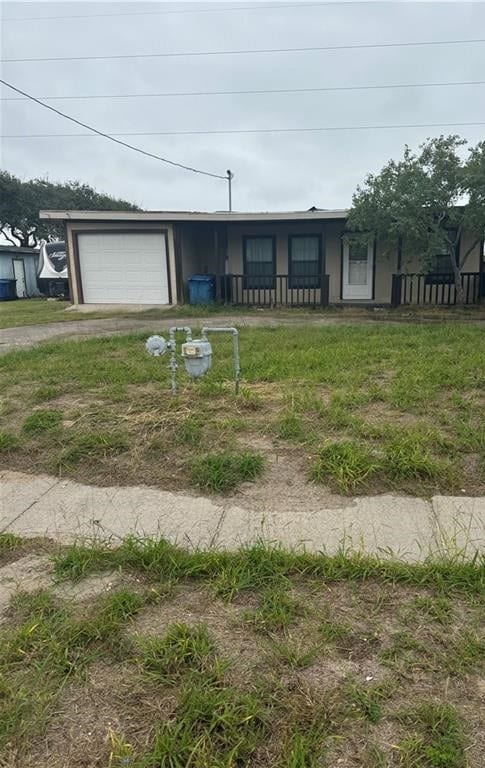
left=77, top=232, right=169, bottom=304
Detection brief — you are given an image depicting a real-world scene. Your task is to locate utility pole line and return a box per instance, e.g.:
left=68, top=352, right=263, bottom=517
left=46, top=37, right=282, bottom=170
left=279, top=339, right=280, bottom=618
left=227, top=169, right=234, bottom=211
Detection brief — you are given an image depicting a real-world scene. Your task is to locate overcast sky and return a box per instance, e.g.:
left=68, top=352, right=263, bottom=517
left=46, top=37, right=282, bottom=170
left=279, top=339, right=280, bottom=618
left=1, top=1, right=485, bottom=212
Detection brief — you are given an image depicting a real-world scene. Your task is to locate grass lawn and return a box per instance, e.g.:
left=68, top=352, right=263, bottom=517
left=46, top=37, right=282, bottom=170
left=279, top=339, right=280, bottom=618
left=0, top=534, right=483, bottom=767
left=2, top=297, right=485, bottom=331
left=0, top=323, right=484, bottom=496
left=0, top=298, right=98, bottom=329
left=0, top=298, right=244, bottom=330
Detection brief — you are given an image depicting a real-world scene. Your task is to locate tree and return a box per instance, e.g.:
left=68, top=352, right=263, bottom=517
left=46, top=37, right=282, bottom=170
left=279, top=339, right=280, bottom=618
left=347, top=135, right=485, bottom=304
left=0, top=172, right=140, bottom=247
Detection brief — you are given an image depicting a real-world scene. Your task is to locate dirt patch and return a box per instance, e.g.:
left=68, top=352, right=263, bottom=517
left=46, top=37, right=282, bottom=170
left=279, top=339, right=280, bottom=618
left=295, top=657, right=363, bottom=691
left=1, top=556, right=483, bottom=766
left=0, top=554, right=53, bottom=618
left=52, top=571, right=125, bottom=602
left=357, top=400, right=422, bottom=426
left=130, top=585, right=263, bottom=678
left=224, top=448, right=349, bottom=512
left=24, top=661, right=175, bottom=768
left=0, top=552, right=135, bottom=622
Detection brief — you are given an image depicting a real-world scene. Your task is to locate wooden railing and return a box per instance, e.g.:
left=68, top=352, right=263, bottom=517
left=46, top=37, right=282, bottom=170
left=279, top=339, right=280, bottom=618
left=391, top=273, right=483, bottom=306
left=215, top=274, right=330, bottom=307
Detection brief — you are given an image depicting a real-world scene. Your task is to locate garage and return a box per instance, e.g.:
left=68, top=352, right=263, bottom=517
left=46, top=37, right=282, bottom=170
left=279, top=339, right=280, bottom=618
left=77, top=231, right=170, bottom=304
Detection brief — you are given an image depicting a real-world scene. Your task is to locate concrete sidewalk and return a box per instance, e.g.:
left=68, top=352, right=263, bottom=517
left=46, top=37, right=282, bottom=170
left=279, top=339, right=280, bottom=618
left=1, top=470, right=483, bottom=561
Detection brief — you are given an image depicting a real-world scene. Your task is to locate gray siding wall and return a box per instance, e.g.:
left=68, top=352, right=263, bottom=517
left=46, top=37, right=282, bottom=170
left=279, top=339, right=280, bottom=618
left=0, top=252, right=41, bottom=296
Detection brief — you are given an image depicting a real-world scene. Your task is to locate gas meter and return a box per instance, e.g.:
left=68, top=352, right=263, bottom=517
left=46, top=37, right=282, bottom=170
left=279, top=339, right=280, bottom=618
left=145, top=325, right=239, bottom=395
left=181, top=340, right=212, bottom=378
left=145, top=335, right=168, bottom=357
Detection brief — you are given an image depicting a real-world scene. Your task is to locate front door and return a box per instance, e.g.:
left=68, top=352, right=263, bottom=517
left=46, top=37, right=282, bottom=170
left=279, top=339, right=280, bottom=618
left=12, top=258, right=27, bottom=298
left=342, top=241, right=374, bottom=300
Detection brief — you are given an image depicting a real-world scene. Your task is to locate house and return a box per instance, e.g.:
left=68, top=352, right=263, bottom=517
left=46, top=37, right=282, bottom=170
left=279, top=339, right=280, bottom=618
left=0, top=245, right=41, bottom=298
left=38, top=209, right=485, bottom=308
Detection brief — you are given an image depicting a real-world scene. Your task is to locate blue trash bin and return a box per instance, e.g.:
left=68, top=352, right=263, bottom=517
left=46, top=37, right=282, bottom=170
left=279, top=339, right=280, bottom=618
left=187, top=274, right=216, bottom=305
left=0, top=279, right=17, bottom=301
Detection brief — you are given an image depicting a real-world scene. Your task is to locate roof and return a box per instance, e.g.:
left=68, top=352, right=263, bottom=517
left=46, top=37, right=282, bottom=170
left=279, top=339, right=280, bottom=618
left=39, top=209, right=349, bottom=223
left=0, top=245, right=39, bottom=255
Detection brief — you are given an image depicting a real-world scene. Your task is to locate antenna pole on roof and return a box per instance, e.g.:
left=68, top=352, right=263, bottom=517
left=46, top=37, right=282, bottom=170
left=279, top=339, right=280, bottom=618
left=226, top=169, right=233, bottom=212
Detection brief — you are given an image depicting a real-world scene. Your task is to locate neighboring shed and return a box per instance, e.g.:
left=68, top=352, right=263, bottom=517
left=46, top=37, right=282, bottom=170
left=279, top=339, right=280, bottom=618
left=0, top=246, right=41, bottom=298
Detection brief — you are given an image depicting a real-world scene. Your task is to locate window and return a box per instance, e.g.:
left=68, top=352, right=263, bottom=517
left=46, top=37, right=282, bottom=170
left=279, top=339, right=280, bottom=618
left=243, top=236, right=275, bottom=289
left=426, top=236, right=456, bottom=285
left=289, top=235, right=321, bottom=288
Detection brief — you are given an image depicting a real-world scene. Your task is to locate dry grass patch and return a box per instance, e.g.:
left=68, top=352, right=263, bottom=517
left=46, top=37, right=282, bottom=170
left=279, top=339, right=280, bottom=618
left=21, top=661, right=173, bottom=768
left=0, top=324, right=484, bottom=496
left=0, top=539, right=483, bottom=766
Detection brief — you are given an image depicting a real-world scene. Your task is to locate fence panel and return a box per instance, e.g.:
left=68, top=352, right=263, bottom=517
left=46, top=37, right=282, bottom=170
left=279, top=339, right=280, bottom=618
left=391, top=273, right=481, bottom=306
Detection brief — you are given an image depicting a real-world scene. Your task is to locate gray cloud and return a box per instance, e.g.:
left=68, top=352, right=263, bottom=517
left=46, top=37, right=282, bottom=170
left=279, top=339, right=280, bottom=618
left=2, top=1, right=485, bottom=211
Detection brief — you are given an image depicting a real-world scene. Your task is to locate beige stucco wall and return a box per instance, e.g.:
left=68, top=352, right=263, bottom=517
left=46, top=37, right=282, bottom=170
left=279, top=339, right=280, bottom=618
left=66, top=221, right=178, bottom=305
left=459, top=235, right=481, bottom=272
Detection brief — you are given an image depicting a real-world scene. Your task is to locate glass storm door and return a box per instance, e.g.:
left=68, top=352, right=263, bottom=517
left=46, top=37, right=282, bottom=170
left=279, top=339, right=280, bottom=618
left=342, top=241, right=373, bottom=299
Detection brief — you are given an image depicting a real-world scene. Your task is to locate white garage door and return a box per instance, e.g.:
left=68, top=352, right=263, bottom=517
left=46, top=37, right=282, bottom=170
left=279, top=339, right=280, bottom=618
left=77, top=232, right=169, bottom=304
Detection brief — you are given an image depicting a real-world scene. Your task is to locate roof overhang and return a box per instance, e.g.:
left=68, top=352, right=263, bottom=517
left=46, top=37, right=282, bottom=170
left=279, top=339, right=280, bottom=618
left=39, top=209, right=349, bottom=223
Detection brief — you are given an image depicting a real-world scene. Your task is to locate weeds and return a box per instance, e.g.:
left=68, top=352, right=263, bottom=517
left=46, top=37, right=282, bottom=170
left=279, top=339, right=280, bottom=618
left=243, top=587, right=302, bottom=632
left=384, top=435, right=451, bottom=482
left=0, top=587, right=147, bottom=753
left=53, top=538, right=485, bottom=597
left=319, top=617, right=351, bottom=644
left=310, top=441, right=381, bottom=491
left=275, top=412, right=306, bottom=441
left=57, top=431, right=129, bottom=468
left=442, top=629, right=485, bottom=676
left=1, top=535, right=483, bottom=766
left=1, top=323, right=484, bottom=495
left=22, top=409, right=63, bottom=435
left=142, top=673, right=268, bottom=767
left=191, top=450, right=264, bottom=492
left=271, top=638, right=319, bottom=669
left=401, top=596, right=454, bottom=626
left=175, top=415, right=203, bottom=446
left=346, top=679, right=395, bottom=723
left=31, top=385, right=60, bottom=403
left=0, top=533, right=23, bottom=554
left=138, top=623, right=218, bottom=682
left=396, top=702, right=466, bottom=768
left=0, top=429, right=19, bottom=452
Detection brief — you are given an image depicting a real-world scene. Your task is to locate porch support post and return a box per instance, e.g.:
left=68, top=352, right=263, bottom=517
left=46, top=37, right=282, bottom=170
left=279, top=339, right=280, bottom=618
left=320, top=274, right=330, bottom=307
left=391, top=274, right=403, bottom=307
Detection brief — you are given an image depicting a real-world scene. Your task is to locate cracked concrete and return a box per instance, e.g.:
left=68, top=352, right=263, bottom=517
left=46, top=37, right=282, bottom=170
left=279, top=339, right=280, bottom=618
left=1, top=470, right=484, bottom=561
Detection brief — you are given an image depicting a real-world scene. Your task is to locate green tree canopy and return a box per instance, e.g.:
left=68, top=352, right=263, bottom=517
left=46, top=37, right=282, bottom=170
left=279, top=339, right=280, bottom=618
left=0, top=172, right=141, bottom=247
left=347, top=135, right=485, bottom=303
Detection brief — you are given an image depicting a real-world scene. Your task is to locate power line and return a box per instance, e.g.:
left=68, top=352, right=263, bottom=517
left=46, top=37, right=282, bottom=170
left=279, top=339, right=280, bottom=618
left=0, top=2, right=366, bottom=22
left=2, top=79, right=485, bottom=102
left=3, top=37, right=485, bottom=64
left=4, top=121, right=485, bottom=138
left=0, top=78, right=226, bottom=180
